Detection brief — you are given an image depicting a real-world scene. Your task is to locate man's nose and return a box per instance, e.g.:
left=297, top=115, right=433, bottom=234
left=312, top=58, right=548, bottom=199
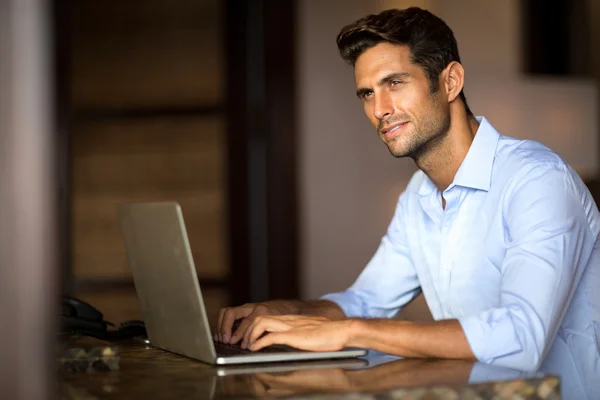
left=373, top=93, right=394, bottom=120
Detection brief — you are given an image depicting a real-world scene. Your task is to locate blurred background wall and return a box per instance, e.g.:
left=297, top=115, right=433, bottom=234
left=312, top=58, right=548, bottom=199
left=58, top=0, right=300, bottom=326
left=58, top=0, right=230, bottom=325
left=54, top=0, right=599, bottom=324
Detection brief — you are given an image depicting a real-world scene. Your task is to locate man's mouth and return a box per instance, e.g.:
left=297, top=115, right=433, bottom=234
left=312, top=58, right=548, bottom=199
left=381, top=122, right=408, bottom=138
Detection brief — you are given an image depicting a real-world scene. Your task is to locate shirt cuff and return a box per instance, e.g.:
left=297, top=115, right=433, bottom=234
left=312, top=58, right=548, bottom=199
left=459, top=308, right=523, bottom=364
left=320, top=290, right=366, bottom=318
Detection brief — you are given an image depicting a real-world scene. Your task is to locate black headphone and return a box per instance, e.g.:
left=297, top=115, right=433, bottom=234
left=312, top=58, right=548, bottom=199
left=60, top=296, right=146, bottom=339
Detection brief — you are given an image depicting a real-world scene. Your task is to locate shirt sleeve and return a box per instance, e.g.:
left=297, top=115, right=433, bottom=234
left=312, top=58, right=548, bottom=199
left=321, top=190, right=421, bottom=318
left=459, top=162, right=596, bottom=371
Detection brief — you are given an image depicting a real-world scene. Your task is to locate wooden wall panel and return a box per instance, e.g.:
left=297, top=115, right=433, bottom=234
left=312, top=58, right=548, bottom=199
left=71, top=117, right=228, bottom=280
left=70, top=0, right=223, bottom=109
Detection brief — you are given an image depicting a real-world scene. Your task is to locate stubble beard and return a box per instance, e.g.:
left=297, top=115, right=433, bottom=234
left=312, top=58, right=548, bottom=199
left=385, top=112, right=451, bottom=160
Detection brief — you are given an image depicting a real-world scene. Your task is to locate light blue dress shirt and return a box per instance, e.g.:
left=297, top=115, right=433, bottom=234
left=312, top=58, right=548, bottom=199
left=322, top=117, right=600, bottom=372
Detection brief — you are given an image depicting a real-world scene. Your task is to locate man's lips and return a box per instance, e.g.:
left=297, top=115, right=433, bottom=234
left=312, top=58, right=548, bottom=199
left=381, top=121, right=408, bottom=137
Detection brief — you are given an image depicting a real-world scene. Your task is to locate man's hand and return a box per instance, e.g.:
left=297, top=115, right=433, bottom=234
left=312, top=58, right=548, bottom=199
left=215, top=300, right=347, bottom=344
left=216, top=303, right=286, bottom=344
left=243, top=315, right=354, bottom=352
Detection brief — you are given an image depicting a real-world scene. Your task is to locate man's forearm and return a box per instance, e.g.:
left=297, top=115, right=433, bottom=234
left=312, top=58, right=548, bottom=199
left=347, top=318, right=476, bottom=360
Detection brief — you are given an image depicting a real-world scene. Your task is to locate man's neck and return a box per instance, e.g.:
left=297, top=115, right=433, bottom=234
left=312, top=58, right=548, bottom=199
left=414, top=112, right=479, bottom=193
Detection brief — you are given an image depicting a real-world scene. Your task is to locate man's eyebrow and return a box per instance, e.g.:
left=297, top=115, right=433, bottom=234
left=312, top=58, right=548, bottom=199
left=378, top=72, right=411, bottom=86
left=356, top=72, right=411, bottom=98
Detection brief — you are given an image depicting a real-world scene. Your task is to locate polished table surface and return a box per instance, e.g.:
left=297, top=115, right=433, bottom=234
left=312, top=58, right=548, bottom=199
left=57, top=335, right=567, bottom=399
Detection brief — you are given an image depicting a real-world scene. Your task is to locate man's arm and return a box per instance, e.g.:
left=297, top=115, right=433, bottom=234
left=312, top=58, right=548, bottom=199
left=246, top=314, right=475, bottom=361
left=348, top=318, right=475, bottom=359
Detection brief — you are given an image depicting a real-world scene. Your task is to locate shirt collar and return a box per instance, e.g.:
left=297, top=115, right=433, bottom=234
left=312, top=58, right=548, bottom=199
left=417, top=116, right=500, bottom=196
left=452, top=116, right=499, bottom=191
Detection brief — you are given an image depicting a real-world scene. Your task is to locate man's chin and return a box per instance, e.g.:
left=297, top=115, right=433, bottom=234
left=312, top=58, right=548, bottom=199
left=386, top=144, right=410, bottom=158
left=382, top=135, right=411, bottom=158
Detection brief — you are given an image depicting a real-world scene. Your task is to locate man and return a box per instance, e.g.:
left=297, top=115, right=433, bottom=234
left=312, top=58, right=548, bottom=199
left=214, top=7, right=600, bottom=371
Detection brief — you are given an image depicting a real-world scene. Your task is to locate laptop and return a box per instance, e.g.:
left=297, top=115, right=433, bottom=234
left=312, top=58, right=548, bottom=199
left=117, top=202, right=367, bottom=365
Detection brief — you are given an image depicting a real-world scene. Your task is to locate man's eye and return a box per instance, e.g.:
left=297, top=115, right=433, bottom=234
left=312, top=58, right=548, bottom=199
left=362, top=91, right=373, bottom=100
left=390, top=80, right=402, bottom=86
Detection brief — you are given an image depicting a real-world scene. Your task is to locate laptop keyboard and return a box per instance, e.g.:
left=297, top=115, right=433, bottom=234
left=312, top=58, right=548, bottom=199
left=213, top=341, right=306, bottom=356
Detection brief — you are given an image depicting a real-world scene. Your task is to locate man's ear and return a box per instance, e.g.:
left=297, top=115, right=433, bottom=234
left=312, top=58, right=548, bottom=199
left=443, top=61, right=465, bottom=103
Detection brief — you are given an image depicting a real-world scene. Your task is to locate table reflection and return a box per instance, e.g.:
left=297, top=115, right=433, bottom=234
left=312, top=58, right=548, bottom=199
left=214, top=339, right=598, bottom=400
left=58, top=329, right=598, bottom=399
left=216, top=357, right=473, bottom=398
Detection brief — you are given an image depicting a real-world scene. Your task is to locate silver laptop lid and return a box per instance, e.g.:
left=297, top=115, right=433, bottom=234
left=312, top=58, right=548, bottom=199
left=117, top=202, right=216, bottom=363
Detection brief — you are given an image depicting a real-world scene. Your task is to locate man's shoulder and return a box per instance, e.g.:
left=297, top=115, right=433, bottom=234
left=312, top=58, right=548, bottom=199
left=492, top=135, right=595, bottom=214
left=494, top=135, right=569, bottom=179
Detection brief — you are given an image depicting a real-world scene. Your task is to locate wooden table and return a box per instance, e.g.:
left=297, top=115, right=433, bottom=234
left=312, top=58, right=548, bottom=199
left=58, top=335, right=560, bottom=399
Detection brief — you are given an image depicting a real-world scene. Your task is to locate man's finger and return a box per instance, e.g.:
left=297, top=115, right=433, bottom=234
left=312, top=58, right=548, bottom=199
left=217, top=307, right=228, bottom=342
left=221, top=307, right=251, bottom=343
left=242, top=315, right=278, bottom=348
left=247, top=317, right=292, bottom=347
left=230, top=315, right=255, bottom=344
left=241, top=314, right=266, bottom=349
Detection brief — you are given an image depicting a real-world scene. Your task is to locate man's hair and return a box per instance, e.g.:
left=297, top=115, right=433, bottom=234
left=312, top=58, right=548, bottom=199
left=337, top=7, right=472, bottom=115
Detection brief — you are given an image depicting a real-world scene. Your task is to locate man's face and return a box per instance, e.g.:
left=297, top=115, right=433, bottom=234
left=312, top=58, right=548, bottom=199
left=354, top=42, right=450, bottom=158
